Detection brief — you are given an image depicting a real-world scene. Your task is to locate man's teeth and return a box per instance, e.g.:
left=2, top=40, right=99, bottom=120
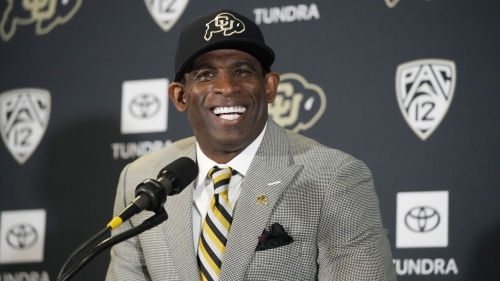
left=220, top=114, right=240, bottom=120
left=213, top=106, right=246, bottom=115
left=213, top=107, right=246, bottom=120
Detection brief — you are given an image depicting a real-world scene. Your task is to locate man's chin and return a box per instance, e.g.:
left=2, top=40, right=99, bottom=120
left=210, top=134, right=255, bottom=151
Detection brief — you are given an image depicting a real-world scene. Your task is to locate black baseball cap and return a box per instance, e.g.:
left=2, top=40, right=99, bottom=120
left=174, top=9, right=275, bottom=82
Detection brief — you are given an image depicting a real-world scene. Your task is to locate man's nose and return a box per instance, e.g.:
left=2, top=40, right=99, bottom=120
left=211, top=73, right=240, bottom=96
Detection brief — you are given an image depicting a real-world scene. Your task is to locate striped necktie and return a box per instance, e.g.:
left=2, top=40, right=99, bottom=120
left=198, top=165, right=236, bottom=281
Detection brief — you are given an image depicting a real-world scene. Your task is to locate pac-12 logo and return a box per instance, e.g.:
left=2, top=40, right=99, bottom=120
left=144, top=0, right=189, bottom=32
left=385, top=0, right=400, bottom=8
left=385, top=0, right=434, bottom=8
left=0, top=88, right=51, bottom=164
left=0, top=0, right=82, bottom=42
left=268, top=73, right=326, bottom=132
left=396, top=59, right=456, bottom=141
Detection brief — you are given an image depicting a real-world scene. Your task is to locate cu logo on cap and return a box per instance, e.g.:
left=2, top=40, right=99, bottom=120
left=6, top=223, right=38, bottom=249
left=129, top=93, right=161, bottom=119
left=404, top=206, right=441, bottom=233
left=204, top=13, right=245, bottom=41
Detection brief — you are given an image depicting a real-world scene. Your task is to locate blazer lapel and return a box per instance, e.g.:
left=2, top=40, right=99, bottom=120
left=219, top=119, right=302, bottom=281
left=161, top=146, right=200, bottom=281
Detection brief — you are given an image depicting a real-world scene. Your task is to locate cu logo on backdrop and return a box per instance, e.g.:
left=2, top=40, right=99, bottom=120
left=129, top=93, right=161, bottom=119
left=405, top=206, right=441, bottom=233
left=269, top=73, right=326, bottom=133
left=0, top=0, right=82, bottom=42
left=6, top=223, right=38, bottom=250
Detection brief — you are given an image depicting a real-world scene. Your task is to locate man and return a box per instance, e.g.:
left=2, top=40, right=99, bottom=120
left=106, top=9, right=396, bottom=281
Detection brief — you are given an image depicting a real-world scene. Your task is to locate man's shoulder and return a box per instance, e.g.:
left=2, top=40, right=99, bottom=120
left=125, top=136, right=196, bottom=178
left=285, top=130, right=357, bottom=162
left=283, top=130, right=366, bottom=176
left=266, top=119, right=355, bottom=164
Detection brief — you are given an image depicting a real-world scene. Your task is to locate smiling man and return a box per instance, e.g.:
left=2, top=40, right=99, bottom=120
left=169, top=48, right=278, bottom=164
left=106, top=9, right=396, bottom=281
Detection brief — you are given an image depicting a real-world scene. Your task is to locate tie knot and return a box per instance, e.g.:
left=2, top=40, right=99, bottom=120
left=208, top=165, right=236, bottom=194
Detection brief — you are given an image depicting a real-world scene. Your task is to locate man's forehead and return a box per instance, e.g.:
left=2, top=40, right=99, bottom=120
left=191, top=49, right=260, bottom=68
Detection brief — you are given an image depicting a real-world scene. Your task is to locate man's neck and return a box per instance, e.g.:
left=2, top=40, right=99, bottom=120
left=196, top=122, right=268, bottom=164
left=197, top=141, right=253, bottom=164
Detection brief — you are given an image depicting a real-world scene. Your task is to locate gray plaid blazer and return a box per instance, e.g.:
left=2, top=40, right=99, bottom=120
left=106, top=118, right=396, bottom=281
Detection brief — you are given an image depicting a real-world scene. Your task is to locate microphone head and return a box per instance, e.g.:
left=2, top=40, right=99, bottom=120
left=157, top=157, right=198, bottom=194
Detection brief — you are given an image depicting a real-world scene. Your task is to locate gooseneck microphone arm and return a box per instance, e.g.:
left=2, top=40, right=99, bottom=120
left=57, top=157, right=198, bottom=281
left=59, top=210, right=169, bottom=281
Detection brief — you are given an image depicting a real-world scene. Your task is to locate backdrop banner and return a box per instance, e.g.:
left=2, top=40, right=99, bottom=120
left=1, top=1, right=499, bottom=280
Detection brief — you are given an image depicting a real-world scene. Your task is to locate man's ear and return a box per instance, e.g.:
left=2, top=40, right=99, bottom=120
left=265, top=72, right=280, bottom=103
left=168, top=82, right=187, bottom=112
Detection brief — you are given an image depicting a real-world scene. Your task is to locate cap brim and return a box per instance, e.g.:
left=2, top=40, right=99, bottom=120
left=174, top=39, right=275, bottom=82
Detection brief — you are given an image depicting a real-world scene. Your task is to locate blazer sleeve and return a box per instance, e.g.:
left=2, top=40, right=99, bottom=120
left=316, top=160, right=396, bottom=281
left=105, top=165, right=152, bottom=281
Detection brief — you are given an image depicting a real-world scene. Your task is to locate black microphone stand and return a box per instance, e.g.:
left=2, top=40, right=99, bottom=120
left=57, top=209, right=168, bottom=281
left=57, top=157, right=198, bottom=281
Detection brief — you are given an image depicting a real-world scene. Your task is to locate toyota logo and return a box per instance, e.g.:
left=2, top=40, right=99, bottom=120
left=129, top=93, right=161, bottom=119
left=6, top=223, right=38, bottom=249
left=405, top=206, right=441, bottom=233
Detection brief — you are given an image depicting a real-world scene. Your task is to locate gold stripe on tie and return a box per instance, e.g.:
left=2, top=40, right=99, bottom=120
left=198, top=165, right=235, bottom=281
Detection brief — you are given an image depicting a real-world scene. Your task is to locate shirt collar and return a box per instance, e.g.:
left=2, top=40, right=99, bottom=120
left=195, top=122, right=267, bottom=186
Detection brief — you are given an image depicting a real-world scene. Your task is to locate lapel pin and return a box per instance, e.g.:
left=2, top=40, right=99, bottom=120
left=267, top=180, right=281, bottom=186
left=256, top=194, right=268, bottom=206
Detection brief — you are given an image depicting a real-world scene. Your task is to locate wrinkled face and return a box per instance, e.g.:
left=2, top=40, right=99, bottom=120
left=170, top=49, right=278, bottom=158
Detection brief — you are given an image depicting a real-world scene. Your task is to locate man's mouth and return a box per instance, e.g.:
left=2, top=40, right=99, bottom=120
left=213, top=106, right=246, bottom=120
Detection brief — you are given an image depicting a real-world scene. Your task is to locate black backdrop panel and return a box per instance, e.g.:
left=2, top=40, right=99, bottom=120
left=1, top=1, right=499, bottom=280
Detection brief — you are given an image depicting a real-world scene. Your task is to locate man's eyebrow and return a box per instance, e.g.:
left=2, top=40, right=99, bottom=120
left=190, top=62, right=214, bottom=72
left=234, top=60, right=258, bottom=71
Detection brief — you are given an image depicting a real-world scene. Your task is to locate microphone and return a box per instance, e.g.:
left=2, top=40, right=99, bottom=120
left=107, top=157, right=198, bottom=230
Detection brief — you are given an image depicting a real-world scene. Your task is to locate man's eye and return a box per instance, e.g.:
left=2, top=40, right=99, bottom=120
left=197, top=71, right=214, bottom=79
left=235, top=69, right=251, bottom=75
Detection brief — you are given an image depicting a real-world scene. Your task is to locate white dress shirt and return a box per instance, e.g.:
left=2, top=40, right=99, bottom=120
left=192, top=123, right=267, bottom=250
